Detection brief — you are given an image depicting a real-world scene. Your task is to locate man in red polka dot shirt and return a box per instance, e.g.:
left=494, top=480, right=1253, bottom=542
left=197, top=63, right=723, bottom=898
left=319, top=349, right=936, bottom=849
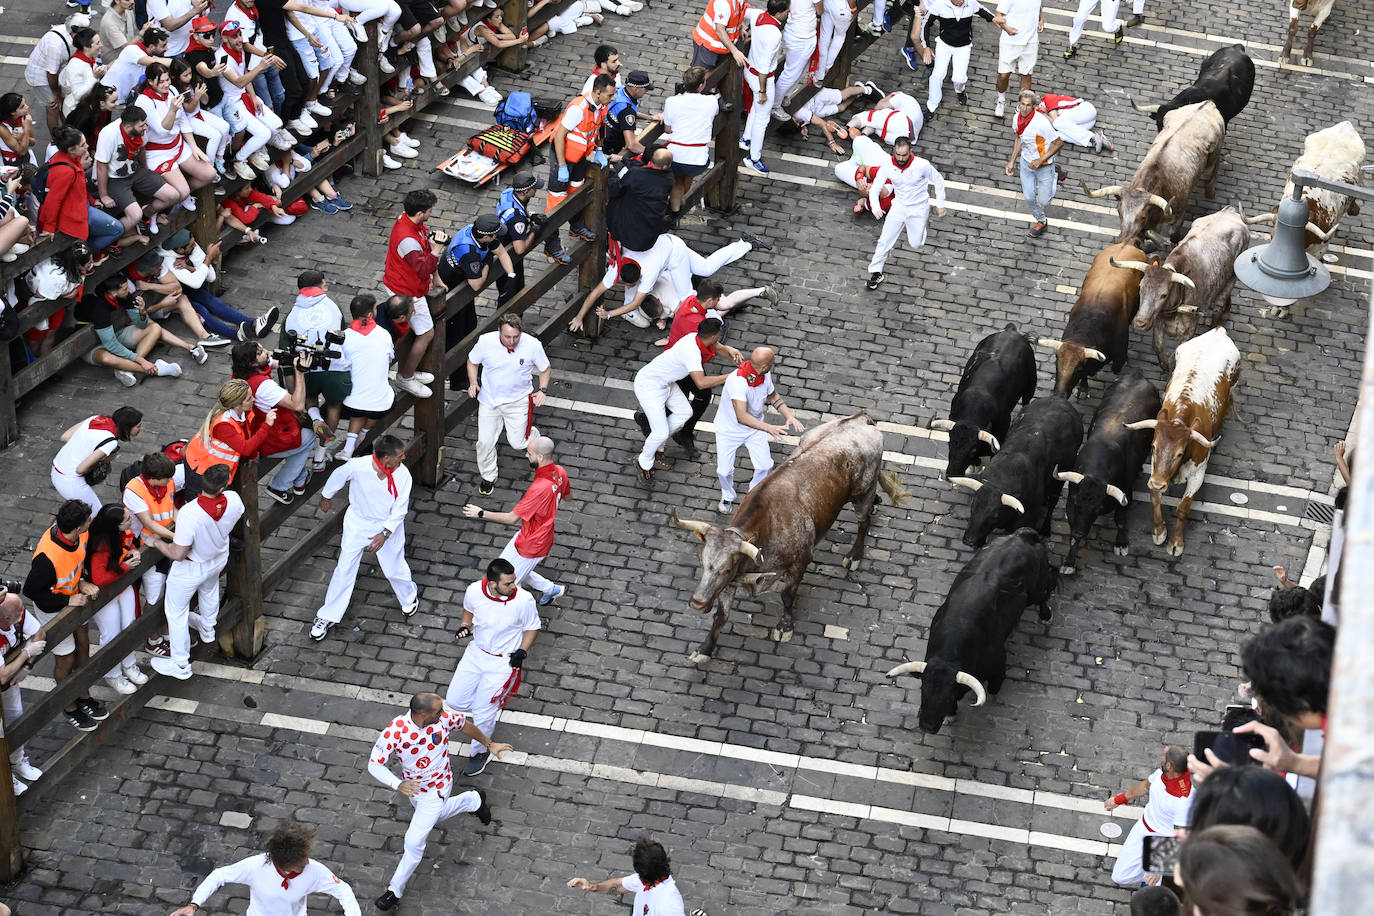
left=367, top=691, right=514, bottom=911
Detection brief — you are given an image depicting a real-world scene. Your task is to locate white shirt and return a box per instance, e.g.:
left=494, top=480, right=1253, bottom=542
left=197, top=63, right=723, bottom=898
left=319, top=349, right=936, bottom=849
left=744, top=8, right=784, bottom=79
left=173, top=492, right=246, bottom=564
left=217, top=48, right=250, bottom=107
left=224, top=2, right=265, bottom=47
left=661, top=94, right=719, bottom=166
left=341, top=324, right=394, bottom=411
left=53, top=416, right=121, bottom=475
left=870, top=155, right=946, bottom=212
left=58, top=57, right=100, bottom=117
left=463, top=579, right=541, bottom=655
left=783, top=0, right=819, bottom=40
left=620, top=874, right=686, bottom=916
left=190, top=854, right=361, bottom=916
left=252, top=375, right=290, bottom=411
left=95, top=120, right=138, bottom=180
left=996, top=0, right=1040, bottom=44
left=1141, top=769, right=1194, bottom=834
left=148, top=0, right=197, bottom=56
left=286, top=0, right=326, bottom=40
left=102, top=44, right=151, bottom=101
left=0, top=606, right=43, bottom=659
left=162, top=243, right=215, bottom=290
left=368, top=708, right=466, bottom=795
left=602, top=233, right=673, bottom=297
left=135, top=91, right=185, bottom=162
left=1017, top=109, right=1061, bottom=164
left=321, top=455, right=411, bottom=532
left=884, top=91, right=925, bottom=123
left=469, top=331, right=550, bottom=406
left=636, top=333, right=705, bottom=392
left=853, top=108, right=914, bottom=143
left=714, top=370, right=774, bottom=438
left=25, top=27, right=73, bottom=86
left=581, top=68, right=624, bottom=96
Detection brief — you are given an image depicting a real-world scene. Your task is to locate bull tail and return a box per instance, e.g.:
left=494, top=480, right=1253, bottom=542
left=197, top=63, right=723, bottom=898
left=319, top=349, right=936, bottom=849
left=878, top=470, right=910, bottom=505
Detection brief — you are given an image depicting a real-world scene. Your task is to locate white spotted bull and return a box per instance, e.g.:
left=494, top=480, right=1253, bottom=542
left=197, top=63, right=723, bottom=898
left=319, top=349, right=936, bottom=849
left=1283, top=0, right=1338, bottom=67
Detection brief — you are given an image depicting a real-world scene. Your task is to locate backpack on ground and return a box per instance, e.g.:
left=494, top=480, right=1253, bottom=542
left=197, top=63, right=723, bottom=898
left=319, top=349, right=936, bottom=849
left=466, top=125, right=534, bottom=165
left=494, top=91, right=537, bottom=133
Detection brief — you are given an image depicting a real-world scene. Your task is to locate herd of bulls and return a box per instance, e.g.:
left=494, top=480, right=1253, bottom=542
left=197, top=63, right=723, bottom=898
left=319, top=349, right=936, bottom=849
left=670, top=44, right=1366, bottom=736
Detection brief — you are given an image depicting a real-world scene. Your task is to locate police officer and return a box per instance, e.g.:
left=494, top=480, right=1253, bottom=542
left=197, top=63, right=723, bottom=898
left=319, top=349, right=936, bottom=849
left=603, top=70, right=655, bottom=158
left=438, top=214, right=517, bottom=388
left=495, top=172, right=546, bottom=306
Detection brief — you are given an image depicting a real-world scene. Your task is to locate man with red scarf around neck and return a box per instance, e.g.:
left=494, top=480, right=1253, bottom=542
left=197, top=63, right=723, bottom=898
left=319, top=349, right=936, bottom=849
left=713, top=345, right=804, bottom=514
left=1104, top=744, right=1195, bottom=886
left=864, top=135, right=948, bottom=290
left=171, top=820, right=361, bottom=916
left=310, top=434, right=419, bottom=641
left=148, top=463, right=245, bottom=680
left=568, top=836, right=693, bottom=915
left=1004, top=88, right=1064, bottom=238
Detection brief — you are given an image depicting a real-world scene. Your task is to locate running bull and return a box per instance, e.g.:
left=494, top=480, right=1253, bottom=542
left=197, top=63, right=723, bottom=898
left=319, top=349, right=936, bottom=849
left=931, top=324, right=1037, bottom=479
left=1283, top=0, right=1338, bottom=67
left=1250, top=121, right=1366, bottom=256
left=885, top=528, right=1055, bottom=734
left=1038, top=242, right=1148, bottom=397
left=1131, top=44, right=1254, bottom=131
left=672, top=413, right=907, bottom=662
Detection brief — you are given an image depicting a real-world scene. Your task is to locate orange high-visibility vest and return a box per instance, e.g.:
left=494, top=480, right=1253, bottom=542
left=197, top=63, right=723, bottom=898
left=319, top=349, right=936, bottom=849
left=185, top=412, right=252, bottom=479
left=32, top=527, right=88, bottom=596
left=692, top=0, right=747, bottom=53
left=559, top=95, right=607, bottom=164
left=125, top=476, right=177, bottom=531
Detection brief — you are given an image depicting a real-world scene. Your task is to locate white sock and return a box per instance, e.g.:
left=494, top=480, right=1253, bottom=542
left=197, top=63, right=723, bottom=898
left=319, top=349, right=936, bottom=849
left=308, top=407, right=323, bottom=423
left=339, top=432, right=359, bottom=459
left=312, top=445, right=328, bottom=463
left=997, top=92, right=1005, bottom=103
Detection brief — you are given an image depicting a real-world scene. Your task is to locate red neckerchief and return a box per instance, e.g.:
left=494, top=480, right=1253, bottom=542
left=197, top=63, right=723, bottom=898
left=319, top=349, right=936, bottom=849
left=890, top=154, right=914, bottom=172
left=694, top=334, right=716, bottom=362
left=140, top=474, right=170, bottom=502
left=102, top=293, right=124, bottom=312
left=479, top=578, right=517, bottom=603
left=222, top=43, right=244, bottom=65
left=273, top=863, right=303, bottom=889
left=391, top=318, right=411, bottom=337
left=640, top=875, right=669, bottom=891
left=135, top=41, right=150, bottom=54
left=141, top=85, right=168, bottom=102
left=756, top=11, right=780, bottom=27
left=680, top=295, right=705, bottom=318
left=120, top=124, right=145, bottom=156
left=736, top=360, right=766, bottom=387
left=373, top=455, right=398, bottom=498
left=3, top=117, right=21, bottom=128
left=1039, top=93, right=1078, bottom=112
left=1014, top=109, right=1036, bottom=137
left=234, top=0, right=259, bottom=21
left=298, top=286, right=324, bottom=298
left=89, top=415, right=118, bottom=434
left=1162, top=772, right=1192, bottom=798
left=349, top=317, right=377, bottom=335
left=53, top=526, right=78, bottom=548
left=196, top=493, right=228, bottom=521
left=503, top=338, right=517, bottom=354
left=188, top=36, right=212, bottom=52
left=73, top=50, right=96, bottom=66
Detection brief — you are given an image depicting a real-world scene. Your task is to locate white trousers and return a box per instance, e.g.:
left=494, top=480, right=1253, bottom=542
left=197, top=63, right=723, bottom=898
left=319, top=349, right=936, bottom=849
left=389, top=787, right=483, bottom=896
left=341, top=0, right=401, bottom=46
left=743, top=71, right=776, bottom=160
left=774, top=33, right=817, bottom=105
left=716, top=429, right=773, bottom=502
left=868, top=203, right=930, bottom=273
left=223, top=98, right=281, bottom=163
left=635, top=378, right=692, bottom=470
left=1051, top=102, right=1099, bottom=146
left=666, top=240, right=752, bottom=308
left=1111, top=817, right=1157, bottom=885
left=142, top=567, right=167, bottom=604
left=476, top=396, right=535, bottom=482
left=2, top=687, right=31, bottom=765
left=189, top=110, right=231, bottom=164
left=317, top=518, right=417, bottom=624
left=498, top=532, right=554, bottom=593
left=51, top=468, right=103, bottom=516
left=816, top=0, right=852, bottom=80
left=92, top=585, right=138, bottom=676
left=165, top=557, right=227, bottom=668
left=444, top=646, right=511, bottom=754
left=1069, top=0, right=1121, bottom=44
left=927, top=39, right=970, bottom=111
left=320, top=19, right=358, bottom=86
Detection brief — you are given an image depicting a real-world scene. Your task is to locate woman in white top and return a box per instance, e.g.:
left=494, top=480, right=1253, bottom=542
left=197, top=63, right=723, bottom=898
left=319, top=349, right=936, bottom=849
left=58, top=28, right=109, bottom=117
left=661, top=66, right=720, bottom=217
left=51, top=406, right=144, bottom=514
left=169, top=59, right=231, bottom=175
left=133, top=63, right=215, bottom=203
left=0, top=94, right=37, bottom=169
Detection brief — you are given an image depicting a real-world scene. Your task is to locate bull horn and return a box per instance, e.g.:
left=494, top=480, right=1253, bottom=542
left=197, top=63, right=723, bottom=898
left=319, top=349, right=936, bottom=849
left=1145, top=229, right=1172, bottom=249
left=670, top=510, right=713, bottom=537
left=1105, top=483, right=1129, bottom=506
left=1054, top=470, right=1086, bottom=484
left=1083, top=348, right=1109, bottom=363
left=1124, top=419, right=1158, bottom=431
left=1305, top=221, right=1333, bottom=241
left=1036, top=337, right=1064, bottom=351
left=736, top=540, right=762, bottom=562
left=885, top=660, right=927, bottom=678
left=1147, top=194, right=1172, bottom=216
left=1000, top=493, right=1026, bottom=514
left=1168, top=272, right=1197, bottom=289
left=955, top=671, right=988, bottom=707
left=1081, top=182, right=1124, bottom=199
left=976, top=430, right=1001, bottom=451
left=1109, top=256, right=1151, bottom=272
left=1244, top=211, right=1274, bottom=225
left=1130, top=96, right=1161, bottom=114
left=736, top=572, right=778, bottom=586
left=1189, top=430, right=1220, bottom=449
left=948, top=476, right=984, bottom=492
left=1176, top=305, right=1199, bottom=314
left=929, top=419, right=957, bottom=431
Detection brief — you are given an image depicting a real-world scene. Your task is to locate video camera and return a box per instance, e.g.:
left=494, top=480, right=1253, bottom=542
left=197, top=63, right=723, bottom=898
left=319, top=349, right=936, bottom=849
left=273, top=329, right=344, bottom=372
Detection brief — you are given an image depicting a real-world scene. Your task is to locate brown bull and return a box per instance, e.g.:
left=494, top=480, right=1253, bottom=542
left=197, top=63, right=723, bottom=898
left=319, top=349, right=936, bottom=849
left=1037, top=242, right=1146, bottom=398
left=671, top=413, right=907, bottom=662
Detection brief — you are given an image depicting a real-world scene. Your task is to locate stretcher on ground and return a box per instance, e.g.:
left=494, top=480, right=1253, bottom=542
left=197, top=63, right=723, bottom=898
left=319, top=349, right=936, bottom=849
left=437, top=118, right=558, bottom=185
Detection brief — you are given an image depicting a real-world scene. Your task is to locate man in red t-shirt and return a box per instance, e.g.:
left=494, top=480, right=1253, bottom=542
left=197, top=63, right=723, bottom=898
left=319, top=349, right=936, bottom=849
left=463, top=436, right=571, bottom=606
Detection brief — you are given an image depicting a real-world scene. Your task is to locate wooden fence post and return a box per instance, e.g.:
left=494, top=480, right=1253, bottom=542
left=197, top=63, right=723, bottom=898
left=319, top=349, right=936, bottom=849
left=225, top=459, right=266, bottom=659
left=577, top=165, right=609, bottom=300
left=706, top=62, right=743, bottom=214
left=0, top=342, right=18, bottom=449
left=496, top=0, right=529, bottom=72
left=0, top=717, right=22, bottom=881
left=414, top=294, right=447, bottom=488
left=359, top=23, right=385, bottom=178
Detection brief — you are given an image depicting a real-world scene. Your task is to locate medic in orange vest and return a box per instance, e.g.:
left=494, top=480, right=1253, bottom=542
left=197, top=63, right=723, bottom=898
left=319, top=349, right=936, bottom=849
left=543, top=75, right=617, bottom=265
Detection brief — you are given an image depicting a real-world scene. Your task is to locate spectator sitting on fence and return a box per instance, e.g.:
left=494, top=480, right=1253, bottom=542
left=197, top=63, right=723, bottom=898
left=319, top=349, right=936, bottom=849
left=169, top=59, right=233, bottom=178
left=133, top=63, right=216, bottom=207
left=283, top=269, right=350, bottom=470
left=85, top=503, right=146, bottom=696
left=0, top=94, right=39, bottom=170
left=24, top=12, right=92, bottom=138
left=336, top=294, right=399, bottom=461
left=23, top=499, right=109, bottom=733
left=58, top=28, right=109, bottom=119
left=38, top=125, right=128, bottom=256
left=0, top=587, right=51, bottom=797
left=65, top=83, right=120, bottom=152
left=75, top=274, right=204, bottom=387
left=127, top=249, right=230, bottom=344
left=101, top=26, right=173, bottom=103
left=0, top=168, right=36, bottom=264
left=213, top=20, right=288, bottom=182
left=51, top=406, right=144, bottom=515
left=379, top=96, right=418, bottom=166
left=159, top=228, right=259, bottom=346
left=219, top=180, right=302, bottom=245
left=660, top=67, right=718, bottom=222
left=24, top=240, right=96, bottom=357
left=95, top=105, right=182, bottom=241
left=285, top=2, right=350, bottom=119
left=231, top=340, right=320, bottom=505
left=390, top=0, right=449, bottom=98
left=454, top=7, right=523, bottom=103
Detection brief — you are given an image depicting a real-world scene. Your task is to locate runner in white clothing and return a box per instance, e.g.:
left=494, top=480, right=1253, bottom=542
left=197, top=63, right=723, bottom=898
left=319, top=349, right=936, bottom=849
left=815, top=0, right=853, bottom=82
left=170, top=820, right=362, bottom=916
left=1103, top=745, right=1195, bottom=886
left=444, top=558, right=541, bottom=776
left=772, top=0, right=820, bottom=112
left=865, top=136, right=948, bottom=288
left=467, top=314, right=551, bottom=494
left=568, top=836, right=693, bottom=916
left=740, top=0, right=788, bottom=172
left=713, top=346, right=804, bottom=513
left=632, top=318, right=737, bottom=481
left=310, top=436, right=418, bottom=640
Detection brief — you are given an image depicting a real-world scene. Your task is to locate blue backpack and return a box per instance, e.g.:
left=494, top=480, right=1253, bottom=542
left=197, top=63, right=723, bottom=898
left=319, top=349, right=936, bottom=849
left=495, top=91, right=537, bottom=133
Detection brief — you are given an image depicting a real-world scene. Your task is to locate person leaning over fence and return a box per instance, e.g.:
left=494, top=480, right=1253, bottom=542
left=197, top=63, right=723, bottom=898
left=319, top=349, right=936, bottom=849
left=101, top=27, right=173, bottom=110
left=183, top=378, right=287, bottom=497
left=22, top=499, right=109, bottom=732
left=0, top=587, right=51, bottom=796
left=51, top=407, right=144, bottom=515
left=544, top=75, right=616, bottom=265
left=659, top=67, right=719, bottom=223
left=75, top=273, right=205, bottom=387
left=690, top=0, right=749, bottom=69
left=84, top=503, right=148, bottom=695
left=231, top=340, right=320, bottom=506
left=122, top=450, right=180, bottom=659
left=603, top=70, right=655, bottom=159
left=382, top=188, right=443, bottom=399
left=494, top=171, right=546, bottom=305
left=336, top=295, right=403, bottom=461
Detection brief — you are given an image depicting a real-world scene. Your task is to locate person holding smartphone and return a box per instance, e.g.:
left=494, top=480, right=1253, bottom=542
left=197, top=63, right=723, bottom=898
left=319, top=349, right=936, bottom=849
left=1103, top=744, right=1194, bottom=886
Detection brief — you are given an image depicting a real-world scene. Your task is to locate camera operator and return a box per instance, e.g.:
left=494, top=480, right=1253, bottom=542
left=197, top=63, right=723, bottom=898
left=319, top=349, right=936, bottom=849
left=230, top=340, right=318, bottom=505
left=660, top=66, right=720, bottom=221
left=437, top=214, right=516, bottom=390
left=283, top=270, right=351, bottom=472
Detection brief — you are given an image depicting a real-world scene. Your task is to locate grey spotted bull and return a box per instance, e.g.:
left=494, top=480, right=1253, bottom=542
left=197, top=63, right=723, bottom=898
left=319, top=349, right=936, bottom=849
left=672, top=413, right=907, bottom=662
left=885, top=528, right=1056, bottom=734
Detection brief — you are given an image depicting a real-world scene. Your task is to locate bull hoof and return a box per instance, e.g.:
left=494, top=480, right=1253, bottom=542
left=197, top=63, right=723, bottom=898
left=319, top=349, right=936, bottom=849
left=842, top=556, right=860, bottom=571
left=1302, top=55, right=1314, bottom=67
left=688, top=650, right=710, bottom=664
left=771, top=627, right=793, bottom=643
left=1060, top=564, right=1076, bottom=576
left=1167, top=539, right=1185, bottom=558
left=1114, top=545, right=1129, bottom=556
left=1152, top=529, right=1167, bottom=546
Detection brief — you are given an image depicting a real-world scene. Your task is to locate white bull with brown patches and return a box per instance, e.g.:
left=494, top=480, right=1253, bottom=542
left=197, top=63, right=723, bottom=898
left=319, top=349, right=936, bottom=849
left=1256, top=121, right=1366, bottom=254
left=1283, top=0, right=1338, bottom=67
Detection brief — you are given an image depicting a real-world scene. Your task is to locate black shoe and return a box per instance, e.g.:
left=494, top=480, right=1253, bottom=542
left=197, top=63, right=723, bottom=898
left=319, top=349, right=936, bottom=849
left=478, top=478, right=495, bottom=496
left=77, top=696, right=109, bottom=721
left=956, top=90, right=967, bottom=106
left=464, top=752, right=490, bottom=776
left=472, top=788, right=492, bottom=824
left=673, top=432, right=701, bottom=459
left=866, top=272, right=884, bottom=290
left=65, top=707, right=98, bottom=731
left=375, top=890, right=399, bottom=911
left=633, top=410, right=651, bottom=436
left=924, top=105, right=937, bottom=124
left=738, top=231, right=772, bottom=251
left=1114, top=25, right=1124, bottom=43
left=266, top=487, right=294, bottom=505
left=1064, top=43, right=1079, bottom=59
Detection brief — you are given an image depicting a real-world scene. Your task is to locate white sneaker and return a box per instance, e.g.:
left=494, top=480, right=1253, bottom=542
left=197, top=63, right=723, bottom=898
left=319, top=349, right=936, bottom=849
left=12, top=759, right=43, bottom=782
left=107, top=674, right=137, bottom=695
left=348, top=68, right=368, bottom=85
left=307, top=100, right=332, bottom=116
left=198, top=627, right=216, bottom=645
left=718, top=497, right=733, bottom=514
left=287, top=116, right=314, bottom=134
left=12, top=777, right=26, bottom=797
left=190, top=345, right=208, bottom=365
left=150, top=656, right=193, bottom=680
left=410, top=370, right=435, bottom=384
left=623, top=309, right=651, bottom=328
left=155, top=359, right=182, bottom=378
left=114, top=369, right=138, bottom=387
left=397, top=133, right=419, bottom=148
left=123, top=663, right=149, bottom=686
left=478, top=86, right=502, bottom=105
left=269, top=129, right=296, bottom=150
left=181, top=193, right=197, bottom=212
left=574, top=13, right=594, bottom=24
left=388, top=143, right=419, bottom=159
left=379, top=54, right=396, bottom=74
left=249, top=149, right=272, bottom=170
left=529, top=33, right=549, bottom=47
left=401, top=600, right=419, bottom=617
left=994, top=97, right=1005, bottom=118
left=394, top=376, right=433, bottom=397
left=233, top=159, right=256, bottom=180
left=309, top=617, right=332, bottom=640
left=382, top=153, right=403, bottom=169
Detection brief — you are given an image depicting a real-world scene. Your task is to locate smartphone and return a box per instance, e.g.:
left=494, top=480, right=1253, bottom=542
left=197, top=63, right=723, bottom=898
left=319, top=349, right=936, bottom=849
left=1194, top=729, right=1265, bottom=766
left=1142, top=835, right=1181, bottom=875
